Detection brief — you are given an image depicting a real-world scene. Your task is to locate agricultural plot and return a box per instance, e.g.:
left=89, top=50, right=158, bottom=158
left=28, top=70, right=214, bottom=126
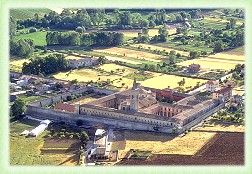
left=93, top=47, right=162, bottom=62
left=141, top=73, right=207, bottom=90
left=118, top=133, right=244, bottom=165
left=177, top=57, right=240, bottom=70
left=105, top=55, right=141, bottom=65
left=53, top=68, right=134, bottom=90
left=118, top=131, right=215, bottom=159
left=98, top=63, right=137, bottom=76
left=207, top=53, right=245, bottom=62
left=10, top=58, right=30, bottom=72
left=131, top=43, right=189, bottom=56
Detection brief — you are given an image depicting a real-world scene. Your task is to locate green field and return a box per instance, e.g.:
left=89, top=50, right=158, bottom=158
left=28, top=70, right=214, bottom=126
left=14, top=31, right=47, bottom=46
left=10, top=8, right=52, bottom=20
left=10, top=95, right=47, bottom=106
left=10, top=119, right=61, bottom=165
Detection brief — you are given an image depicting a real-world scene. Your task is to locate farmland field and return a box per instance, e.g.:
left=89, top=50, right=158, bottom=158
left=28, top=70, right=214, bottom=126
left=14, top=31, right=47, bottom=46
left=207, top=53, right=245, bottom=62
left=98, top=63, right=137, bottom=75
left=105, top=55, right=141, bottom=65
left=177, top=57, right=240, bottom=70
left=141, top=73, right=207, bottom=90
left=118, top=132, right=244, bottom=165
left=118, top=131, right=215, bottom=159
left=131, top=43, right=189, bottom=56
left=93, top=47, right=162, bottom=62
left=53, top=68, right=134, bottom=90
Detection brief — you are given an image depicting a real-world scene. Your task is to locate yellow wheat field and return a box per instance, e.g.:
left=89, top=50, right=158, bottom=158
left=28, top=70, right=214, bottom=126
left=141, top=73, right=207, bottom=90
left=177, top=58, right=240, bottom=70
left=94, top=47, right=162, bottom=62
left=131, top=43, right=189, bottom=56
left=119, top=131, right=216, bottom=158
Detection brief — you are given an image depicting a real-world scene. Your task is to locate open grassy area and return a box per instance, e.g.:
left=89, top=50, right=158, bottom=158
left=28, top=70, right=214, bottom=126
left=124, top=71, right=154, bottom=81
left=10, top=118, right=80, bottom=166
left=14, top=31, right=47, bottom=46
left=10, top=8, right=52, bottom=20
left=141, top=73, right=207, bottom=90
left=98, top=63, right=137, bottom=76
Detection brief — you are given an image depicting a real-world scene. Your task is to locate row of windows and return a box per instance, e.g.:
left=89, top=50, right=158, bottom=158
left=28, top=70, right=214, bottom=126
left=81, top=107, right=175, bottom=127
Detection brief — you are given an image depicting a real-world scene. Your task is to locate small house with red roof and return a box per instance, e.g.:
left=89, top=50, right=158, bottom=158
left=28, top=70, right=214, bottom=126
left=55, top=103, right=77, bottom=113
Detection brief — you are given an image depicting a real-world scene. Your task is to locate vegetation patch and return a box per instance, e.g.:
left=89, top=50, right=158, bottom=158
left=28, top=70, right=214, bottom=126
left=124, top=71, right=154, bottom=81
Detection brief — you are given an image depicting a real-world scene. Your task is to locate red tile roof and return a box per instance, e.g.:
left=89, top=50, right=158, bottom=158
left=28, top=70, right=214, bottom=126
left=206, top=80, right=218, bottom=85
left=55, top=103, right=75, bottom=112
left=215, top=87, right=232, bottom=94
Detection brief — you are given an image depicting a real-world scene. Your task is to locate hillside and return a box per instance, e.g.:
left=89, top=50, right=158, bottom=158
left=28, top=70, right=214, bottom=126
left=10, top=8, right=52, bottom=20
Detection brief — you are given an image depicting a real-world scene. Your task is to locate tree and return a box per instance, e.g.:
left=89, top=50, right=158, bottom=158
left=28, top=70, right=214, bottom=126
left=11, top=98, right=26, bottom=119
left=9, top=16, right=17, bottom=36
left=97, top=55, right=107, bottom=64
left=70, top=79, right=78, bottom=84
left=76, top=119, right=83, bottom=126
left=80, top=131, right=89, bottom=146
left=213, top=40, right=224, bottom=53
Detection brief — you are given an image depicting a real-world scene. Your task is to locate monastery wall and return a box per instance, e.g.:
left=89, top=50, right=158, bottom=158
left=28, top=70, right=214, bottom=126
left=25, top=105, right=174, bottom=133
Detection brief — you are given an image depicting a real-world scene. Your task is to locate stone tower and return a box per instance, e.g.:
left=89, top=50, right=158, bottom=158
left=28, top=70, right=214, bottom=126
left=130, top=79, right=139, bottom=111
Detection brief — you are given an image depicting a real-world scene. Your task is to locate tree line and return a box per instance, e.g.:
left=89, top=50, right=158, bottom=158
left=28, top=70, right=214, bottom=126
left=14, top=8, right=203, bottom=32
left=22, top=53, right=68, bottom=75
left=46, top=31, right=124, bottom=46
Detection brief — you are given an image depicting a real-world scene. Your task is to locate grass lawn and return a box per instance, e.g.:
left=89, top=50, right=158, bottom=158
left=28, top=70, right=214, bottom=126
left=14, top=31, right=47, bottom=46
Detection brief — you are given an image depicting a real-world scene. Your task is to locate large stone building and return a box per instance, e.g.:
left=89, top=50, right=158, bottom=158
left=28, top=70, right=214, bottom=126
left=79, top=80, right=222, bottom=132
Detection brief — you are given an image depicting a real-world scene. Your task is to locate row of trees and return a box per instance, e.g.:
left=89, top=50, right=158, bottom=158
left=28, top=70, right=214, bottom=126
left=15, top=8, right=203, bottom=33
left=10, top=39, right=35, bottom=57
left=22, top=53, right=68, bottom=75
left=46, top=31, right=124, bottom=46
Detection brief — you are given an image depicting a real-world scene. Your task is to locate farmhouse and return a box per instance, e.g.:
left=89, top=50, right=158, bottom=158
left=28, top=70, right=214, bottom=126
left=206, top=80, right=219, bottom=92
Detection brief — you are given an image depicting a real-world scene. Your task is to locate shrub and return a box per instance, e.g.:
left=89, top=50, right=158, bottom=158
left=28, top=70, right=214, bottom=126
left=29, top=27, right=37, bottom=33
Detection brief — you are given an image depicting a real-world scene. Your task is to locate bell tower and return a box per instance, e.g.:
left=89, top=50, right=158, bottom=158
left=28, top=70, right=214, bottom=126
left=130, top=79, right=139, bottom=111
